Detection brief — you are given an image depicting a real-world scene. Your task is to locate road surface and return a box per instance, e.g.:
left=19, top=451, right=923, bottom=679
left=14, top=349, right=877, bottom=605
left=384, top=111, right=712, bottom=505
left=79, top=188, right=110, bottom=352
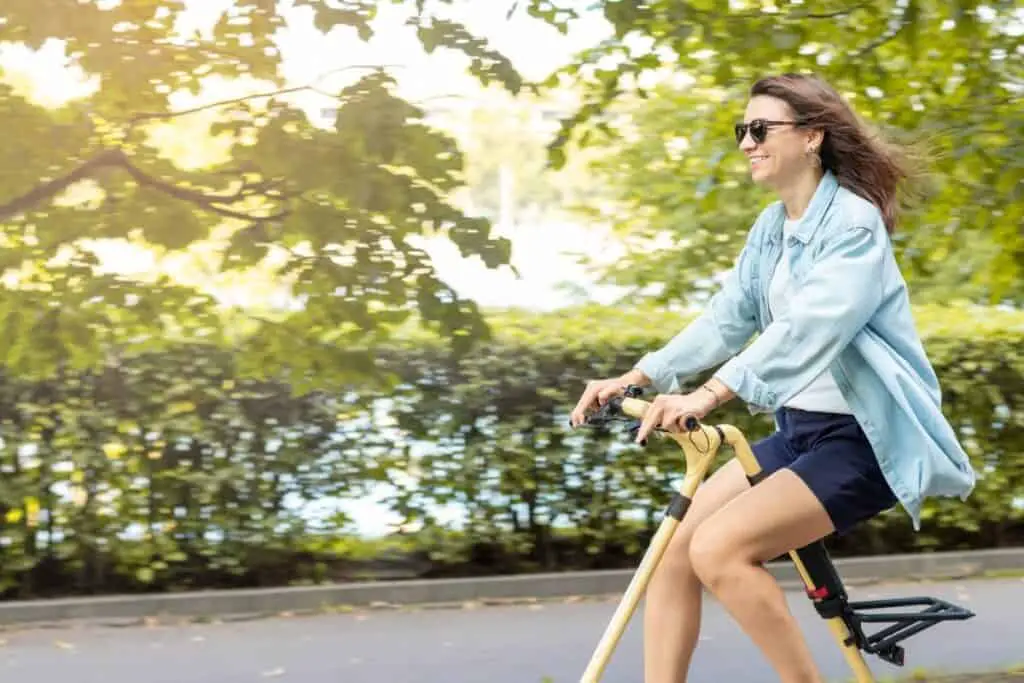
left=1, top=577, right=1021, bottom=682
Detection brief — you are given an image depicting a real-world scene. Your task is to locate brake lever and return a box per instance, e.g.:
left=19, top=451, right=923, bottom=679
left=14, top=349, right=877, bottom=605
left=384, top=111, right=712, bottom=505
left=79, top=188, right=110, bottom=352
left=573, top=385, right=656, bottom=445
left=574, top=384, right=645, bottom=427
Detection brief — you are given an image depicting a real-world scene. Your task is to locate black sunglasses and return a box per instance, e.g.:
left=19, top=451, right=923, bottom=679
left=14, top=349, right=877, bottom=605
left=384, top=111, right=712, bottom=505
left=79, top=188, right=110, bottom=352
left=734, top=118, right=800, bottom=145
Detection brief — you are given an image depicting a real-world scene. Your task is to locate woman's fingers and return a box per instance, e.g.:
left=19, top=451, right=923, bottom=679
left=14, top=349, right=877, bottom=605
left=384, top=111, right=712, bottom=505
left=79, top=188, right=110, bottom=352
left=570, top=379, right=631, bottom=428
left=570, top=380, right=602, bottom=427
left=634, top=396, right=666, bottom=444
left=634, top=395, right=698, bottom=443
left=569, top=395, right=590, bottom=428
left=575, top=383, right=705, bottom=438
left=597, top=383, right=623, bottom=405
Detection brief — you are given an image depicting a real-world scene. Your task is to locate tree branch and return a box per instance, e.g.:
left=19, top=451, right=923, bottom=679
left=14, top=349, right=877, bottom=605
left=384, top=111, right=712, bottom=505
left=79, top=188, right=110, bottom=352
left=116, top=153, right=290, bottom=222
left=123, top=64, right=407, bottom=133
left=0, top=148, right=289, bottom=224
left=799, top=2, right=870, bottom=20
left=684, top=1, right=869, bottom=21
left=0, top=149, right=124, bottom=222
left=852, top=0, right=912, bottom=57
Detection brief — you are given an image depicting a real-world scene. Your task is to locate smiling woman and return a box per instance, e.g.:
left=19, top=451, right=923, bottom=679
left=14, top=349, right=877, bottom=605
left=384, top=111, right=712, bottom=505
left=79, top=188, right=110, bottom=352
left=740, top=73, right=914, bottom=233
left=570, top=71, right=976, bottom=683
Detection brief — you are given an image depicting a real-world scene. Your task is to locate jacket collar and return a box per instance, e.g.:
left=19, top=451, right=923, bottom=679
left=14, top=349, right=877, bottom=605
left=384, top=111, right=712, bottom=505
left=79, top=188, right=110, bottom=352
left=766, top=170, right=840, bottom=245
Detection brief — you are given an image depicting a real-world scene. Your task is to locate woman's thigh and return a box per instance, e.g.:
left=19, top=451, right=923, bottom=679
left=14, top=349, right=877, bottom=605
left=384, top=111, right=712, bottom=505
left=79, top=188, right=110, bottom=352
left=660, top=431, right=797, bottom=564
left=689, top=468, right=835, bottom=576
left=689, top=413, right=898, bottom=569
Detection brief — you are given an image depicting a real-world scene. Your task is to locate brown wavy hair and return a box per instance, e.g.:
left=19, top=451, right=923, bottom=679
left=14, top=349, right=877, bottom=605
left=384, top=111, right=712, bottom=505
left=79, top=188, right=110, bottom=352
left=750, top=73, right=919, bottom=234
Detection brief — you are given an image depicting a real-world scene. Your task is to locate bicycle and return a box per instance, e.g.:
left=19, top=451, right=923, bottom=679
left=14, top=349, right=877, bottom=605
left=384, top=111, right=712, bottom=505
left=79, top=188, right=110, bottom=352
left=577, top=385, right=975, bottom=682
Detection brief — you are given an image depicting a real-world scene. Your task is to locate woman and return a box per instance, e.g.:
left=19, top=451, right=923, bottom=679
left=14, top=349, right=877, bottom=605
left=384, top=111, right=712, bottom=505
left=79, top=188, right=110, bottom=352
left=569, top=73, right=976, bottom=683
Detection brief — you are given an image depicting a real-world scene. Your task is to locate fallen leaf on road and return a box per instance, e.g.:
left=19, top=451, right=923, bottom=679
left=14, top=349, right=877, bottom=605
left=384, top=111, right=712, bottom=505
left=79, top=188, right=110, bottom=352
left=528, top=604, right=544, bottom=611
left=191, top=635, right=205, bottom=642
left=262, top=667, right=285, bottom=677
left=54, top=640, right=75, bottom=651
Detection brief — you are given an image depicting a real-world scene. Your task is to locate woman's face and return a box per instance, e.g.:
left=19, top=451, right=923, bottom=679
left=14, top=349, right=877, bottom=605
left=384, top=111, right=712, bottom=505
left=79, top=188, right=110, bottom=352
left=737, top=95, right=812, bottom=188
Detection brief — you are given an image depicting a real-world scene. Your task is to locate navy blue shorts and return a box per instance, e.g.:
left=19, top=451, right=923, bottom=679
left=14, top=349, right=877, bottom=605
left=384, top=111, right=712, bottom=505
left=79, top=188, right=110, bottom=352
left=752, top=408, right=898, bottom=535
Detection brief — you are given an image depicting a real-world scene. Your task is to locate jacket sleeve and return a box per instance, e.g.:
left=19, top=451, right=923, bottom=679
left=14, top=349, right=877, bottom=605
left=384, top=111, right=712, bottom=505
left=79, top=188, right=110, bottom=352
left=634, top=233, right=761, bottom=394
left=713, top=224, right=886, bottom=411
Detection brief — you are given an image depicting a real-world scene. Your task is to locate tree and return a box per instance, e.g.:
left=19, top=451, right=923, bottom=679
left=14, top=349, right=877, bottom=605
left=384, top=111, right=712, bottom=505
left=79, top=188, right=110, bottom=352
left=522, top=0, right=1023, bottom=306
left=0, top=0, right=525, bottom=389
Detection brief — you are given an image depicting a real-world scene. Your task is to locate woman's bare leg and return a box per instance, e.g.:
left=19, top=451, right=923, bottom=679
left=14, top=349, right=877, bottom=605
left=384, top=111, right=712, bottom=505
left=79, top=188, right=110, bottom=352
left=689, top=469, right=835, bottom=683
left=643, top=459, right=752, bottom=683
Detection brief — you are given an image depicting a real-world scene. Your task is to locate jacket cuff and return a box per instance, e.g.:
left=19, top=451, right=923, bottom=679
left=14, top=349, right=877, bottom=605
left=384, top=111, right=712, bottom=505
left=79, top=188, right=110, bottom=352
left=714, top=359, right=780, bottom=412
left=634, top=353, right=681, bottom=395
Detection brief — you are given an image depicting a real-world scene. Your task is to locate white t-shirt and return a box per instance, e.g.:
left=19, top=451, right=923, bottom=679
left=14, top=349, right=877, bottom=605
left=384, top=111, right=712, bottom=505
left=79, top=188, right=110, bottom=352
left=767, top=218, right=853, bottom=415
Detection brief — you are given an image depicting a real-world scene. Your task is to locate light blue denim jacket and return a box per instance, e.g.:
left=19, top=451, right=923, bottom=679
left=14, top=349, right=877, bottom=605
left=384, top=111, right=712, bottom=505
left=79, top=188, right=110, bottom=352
left=635, top=170, right=976, bottom=530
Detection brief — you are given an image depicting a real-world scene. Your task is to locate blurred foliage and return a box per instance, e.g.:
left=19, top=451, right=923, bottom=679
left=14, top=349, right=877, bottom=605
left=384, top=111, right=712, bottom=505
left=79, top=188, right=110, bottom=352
left=0, top=1, right=1021, bottom=595
left=0, top=0, right=523, bottom=390
left=527, top=0, right=1023, bottom=306
left=376, top=302, right=1024, bottom=573
left=0, top=303, right=1020, bottom=595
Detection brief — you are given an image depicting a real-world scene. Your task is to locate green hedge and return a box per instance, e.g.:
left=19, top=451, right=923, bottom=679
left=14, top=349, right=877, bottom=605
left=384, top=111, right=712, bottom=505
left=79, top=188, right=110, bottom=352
left=0, top=303, right=1020, bottom=597
left=375, top=302, right=1024, bottom=575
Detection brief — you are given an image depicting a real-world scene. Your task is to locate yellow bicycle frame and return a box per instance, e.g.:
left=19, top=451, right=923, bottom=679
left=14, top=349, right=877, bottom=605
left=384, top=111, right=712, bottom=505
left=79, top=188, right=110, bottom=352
left=579, top=393, right=879, bottom=683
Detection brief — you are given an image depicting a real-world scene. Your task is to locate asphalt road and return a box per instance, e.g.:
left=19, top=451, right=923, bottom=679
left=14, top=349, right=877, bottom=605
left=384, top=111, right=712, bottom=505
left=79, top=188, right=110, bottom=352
left=1, top=577, right=1021, bottom=682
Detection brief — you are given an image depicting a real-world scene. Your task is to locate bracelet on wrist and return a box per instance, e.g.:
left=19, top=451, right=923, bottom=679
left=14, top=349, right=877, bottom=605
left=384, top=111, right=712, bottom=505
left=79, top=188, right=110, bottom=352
left=700, top=384, right=720, bottom=408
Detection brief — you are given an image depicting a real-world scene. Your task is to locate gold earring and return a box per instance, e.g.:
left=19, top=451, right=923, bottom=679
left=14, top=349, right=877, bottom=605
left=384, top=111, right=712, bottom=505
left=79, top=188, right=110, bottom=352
left=807, top=146, right=821, bottom=167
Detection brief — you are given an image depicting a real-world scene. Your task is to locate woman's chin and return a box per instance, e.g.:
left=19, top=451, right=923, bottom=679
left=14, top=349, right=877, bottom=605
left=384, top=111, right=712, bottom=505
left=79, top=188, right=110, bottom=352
left=750, top=169, right=771, bottom=185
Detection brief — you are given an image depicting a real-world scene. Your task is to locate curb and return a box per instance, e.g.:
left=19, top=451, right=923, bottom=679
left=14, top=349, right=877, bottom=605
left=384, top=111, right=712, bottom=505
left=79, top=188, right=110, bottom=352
left=0, top=547, right=1020, bottom=627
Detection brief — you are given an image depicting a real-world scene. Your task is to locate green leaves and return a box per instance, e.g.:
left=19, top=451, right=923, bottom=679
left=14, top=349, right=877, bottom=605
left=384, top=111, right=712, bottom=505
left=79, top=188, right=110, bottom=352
left=525, top=0, right=1023, bottom=305
left=414, top=17, right=523, bottom=94
left=293, top=0, right=378, bottom=41
left=523, top=0, right=579, bottom=34
left=0, top=0, right=528, bottom=387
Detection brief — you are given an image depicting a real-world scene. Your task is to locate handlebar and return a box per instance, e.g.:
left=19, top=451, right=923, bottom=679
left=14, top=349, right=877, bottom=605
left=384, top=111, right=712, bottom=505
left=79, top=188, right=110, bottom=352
left=577, top=385, right=707, bottom=445
left=574, top=384, right=762, bottom=485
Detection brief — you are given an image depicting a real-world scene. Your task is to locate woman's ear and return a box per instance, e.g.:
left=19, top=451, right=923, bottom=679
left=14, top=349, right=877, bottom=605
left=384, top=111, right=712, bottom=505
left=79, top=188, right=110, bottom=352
left=807, top=128, right=825, bottom=150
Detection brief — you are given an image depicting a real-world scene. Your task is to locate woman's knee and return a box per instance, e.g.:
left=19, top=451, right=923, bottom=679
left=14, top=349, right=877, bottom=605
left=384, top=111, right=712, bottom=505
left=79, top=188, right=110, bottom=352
left=688, top=521, right=746, bottom=591
left=658, top=517, right=734, bottom=585
left=654, top=524, right=700, bottom=580
left=655, top=460, right=753, bottom=582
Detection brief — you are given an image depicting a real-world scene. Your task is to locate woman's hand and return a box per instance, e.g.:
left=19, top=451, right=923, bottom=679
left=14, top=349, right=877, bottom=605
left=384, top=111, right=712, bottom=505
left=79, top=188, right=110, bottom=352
left=633, top=384, right=727, bottom=444
left=569, top=369, right=649, bottom=428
